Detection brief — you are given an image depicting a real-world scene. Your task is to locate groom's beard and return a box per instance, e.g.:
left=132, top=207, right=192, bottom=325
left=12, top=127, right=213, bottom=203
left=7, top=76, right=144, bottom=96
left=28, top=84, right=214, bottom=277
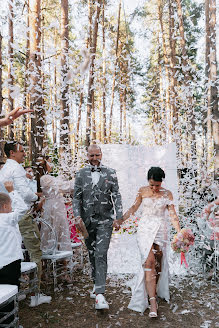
left=89, top=159, right=101, bottom=166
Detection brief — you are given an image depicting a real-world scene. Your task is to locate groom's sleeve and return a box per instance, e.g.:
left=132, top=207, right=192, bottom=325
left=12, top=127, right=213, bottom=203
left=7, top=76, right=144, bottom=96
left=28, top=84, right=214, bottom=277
left=72, top=171, right=83, bottom=218
left=111, top=169, right=123, bottom=219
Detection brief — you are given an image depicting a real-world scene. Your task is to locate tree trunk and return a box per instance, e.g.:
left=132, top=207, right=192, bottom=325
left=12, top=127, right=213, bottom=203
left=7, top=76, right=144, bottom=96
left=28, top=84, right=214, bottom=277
left=168, top=0, right=178, bottom=128
left=208, top=0, right=219, bottom=178
left=108, top=0, right=121, bottom=143
left=8, top=0, right=14, bottom=139
left=29, top=0, right=44, bottom=167
left=60, top=0, right=70, bottom=154
left=22, top=1, right=30, bottom=144
left=158, top=0, right=171, bottom=139
left=175, top=0, right=196, bottom=162
left=85, top=0, right=102, bottom=147
left=102, top=0, right=107, bottom=143
left=205, top=0, right=212, bottom=167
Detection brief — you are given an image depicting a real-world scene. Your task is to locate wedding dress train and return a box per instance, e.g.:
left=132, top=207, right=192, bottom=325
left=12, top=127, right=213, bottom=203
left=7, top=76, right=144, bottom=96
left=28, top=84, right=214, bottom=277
left=128, top=196, right=172, bottom=313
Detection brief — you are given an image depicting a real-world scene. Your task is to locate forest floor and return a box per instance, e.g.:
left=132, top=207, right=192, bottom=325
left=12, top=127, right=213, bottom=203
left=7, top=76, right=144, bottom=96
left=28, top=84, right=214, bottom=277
left=19, top=256, right=218, bottom=328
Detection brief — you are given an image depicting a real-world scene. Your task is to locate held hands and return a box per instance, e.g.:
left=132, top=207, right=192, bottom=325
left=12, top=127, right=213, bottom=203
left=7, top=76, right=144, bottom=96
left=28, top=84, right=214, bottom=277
left=113, top=218, right=124, bottom=231
left=75, top=216, right=89, bottom=239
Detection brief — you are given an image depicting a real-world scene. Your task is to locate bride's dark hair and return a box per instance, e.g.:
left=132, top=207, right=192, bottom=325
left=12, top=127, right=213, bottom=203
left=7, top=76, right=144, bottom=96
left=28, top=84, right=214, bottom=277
left=147, top=167, right=165, bottom=182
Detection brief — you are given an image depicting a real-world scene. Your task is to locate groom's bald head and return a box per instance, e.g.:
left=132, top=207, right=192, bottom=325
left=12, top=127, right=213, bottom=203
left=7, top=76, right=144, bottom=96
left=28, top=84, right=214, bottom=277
left=87, top=145, right=102, bottom=166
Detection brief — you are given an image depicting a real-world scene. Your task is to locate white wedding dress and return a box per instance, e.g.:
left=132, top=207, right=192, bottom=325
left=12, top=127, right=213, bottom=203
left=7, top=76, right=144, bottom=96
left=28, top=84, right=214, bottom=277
left=128, top=196, right=172, bottom=313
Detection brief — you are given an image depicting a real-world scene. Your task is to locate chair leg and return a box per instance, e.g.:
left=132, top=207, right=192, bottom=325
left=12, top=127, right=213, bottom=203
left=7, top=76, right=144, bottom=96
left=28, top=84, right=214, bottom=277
left=52, top=261, right=57, bottom=291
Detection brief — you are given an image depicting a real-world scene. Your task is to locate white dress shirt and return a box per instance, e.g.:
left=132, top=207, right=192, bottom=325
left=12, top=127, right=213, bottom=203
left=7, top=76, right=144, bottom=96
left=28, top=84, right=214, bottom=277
left=0, top=159, right=38, bottom=209
left=90, top=165, right=102, bottom=186
left=0, top=191, right=28, bottom=268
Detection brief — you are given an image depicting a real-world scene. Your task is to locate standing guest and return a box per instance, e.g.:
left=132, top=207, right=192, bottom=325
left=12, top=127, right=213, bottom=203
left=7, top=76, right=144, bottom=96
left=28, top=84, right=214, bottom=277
left=73, top=144, right=123, bottom=310
left=0, top=184, right=28, bottom=325
left=0, top=141, right=51, bottom=307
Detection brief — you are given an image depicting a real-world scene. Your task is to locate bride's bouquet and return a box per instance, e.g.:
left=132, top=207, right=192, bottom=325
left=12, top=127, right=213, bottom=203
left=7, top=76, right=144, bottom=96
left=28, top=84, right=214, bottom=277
left=171, top=228, right=195, bottom=267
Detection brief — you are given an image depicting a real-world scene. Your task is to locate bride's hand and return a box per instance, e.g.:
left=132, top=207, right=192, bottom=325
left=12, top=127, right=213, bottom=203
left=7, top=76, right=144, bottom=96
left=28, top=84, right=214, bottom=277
left=113, top=219, right=123, bottom=231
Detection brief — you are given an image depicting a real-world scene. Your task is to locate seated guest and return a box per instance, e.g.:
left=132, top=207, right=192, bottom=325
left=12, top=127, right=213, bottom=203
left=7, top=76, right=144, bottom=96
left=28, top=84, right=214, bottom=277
left=0, top=184, right=28, bottom=325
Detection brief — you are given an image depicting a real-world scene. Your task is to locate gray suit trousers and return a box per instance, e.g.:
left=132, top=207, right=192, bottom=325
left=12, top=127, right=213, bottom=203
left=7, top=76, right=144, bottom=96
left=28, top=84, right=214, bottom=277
left=85, top=216, right=113, bottom=294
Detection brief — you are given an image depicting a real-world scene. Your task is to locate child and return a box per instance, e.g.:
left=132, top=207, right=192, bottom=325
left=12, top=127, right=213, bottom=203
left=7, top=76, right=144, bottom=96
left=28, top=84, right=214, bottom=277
left=0, top=184, right=28, bottom=324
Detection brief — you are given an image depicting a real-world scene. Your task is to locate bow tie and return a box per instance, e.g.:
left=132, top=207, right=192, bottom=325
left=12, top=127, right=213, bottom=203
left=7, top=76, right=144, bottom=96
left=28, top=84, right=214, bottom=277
left=91, top=167, right=101, bottom=172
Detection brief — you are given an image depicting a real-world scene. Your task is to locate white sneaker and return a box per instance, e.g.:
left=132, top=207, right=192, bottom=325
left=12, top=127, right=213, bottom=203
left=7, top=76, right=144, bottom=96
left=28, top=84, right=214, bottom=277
left=95, top=294, right=109, bottom=310
left=29, top=293, right=52, bottom=307
left=90, top=286, right=96, bottom=299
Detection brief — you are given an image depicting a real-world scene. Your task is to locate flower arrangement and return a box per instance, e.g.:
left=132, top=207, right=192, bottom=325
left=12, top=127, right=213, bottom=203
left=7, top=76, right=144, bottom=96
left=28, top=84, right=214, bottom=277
left=171, top=228, right=195, bottom=267
left=171, top=228, right=195, bottom=253
left=119, top=217, right=140, bottom=234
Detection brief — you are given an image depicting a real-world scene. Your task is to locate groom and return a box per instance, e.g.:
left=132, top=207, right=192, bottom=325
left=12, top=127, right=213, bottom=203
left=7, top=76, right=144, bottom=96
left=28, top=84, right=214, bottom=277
left=73, top=144, right=123, bottom=310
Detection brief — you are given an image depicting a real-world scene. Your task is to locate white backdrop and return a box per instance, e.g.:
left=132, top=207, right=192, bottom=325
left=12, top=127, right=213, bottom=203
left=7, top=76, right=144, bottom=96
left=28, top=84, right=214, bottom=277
left=101, top=142, right=179, bottom=212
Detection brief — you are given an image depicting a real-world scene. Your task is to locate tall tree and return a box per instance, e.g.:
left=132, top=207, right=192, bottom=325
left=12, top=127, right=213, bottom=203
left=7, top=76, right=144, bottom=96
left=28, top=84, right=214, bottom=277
left=22, top=0, right=30, bottom=144
left=85, top=0, right=102, bottom=146
left=206, top=0, right=218, bottom=178
left=108, top=0, right=121, bottom=142
left=8, top=0, right=14, bottom=139
left=102, top=0, right=107, bottom=143
left=29, top=0, right=44, bottom=166
left=60, top=0, right=70, bottom=153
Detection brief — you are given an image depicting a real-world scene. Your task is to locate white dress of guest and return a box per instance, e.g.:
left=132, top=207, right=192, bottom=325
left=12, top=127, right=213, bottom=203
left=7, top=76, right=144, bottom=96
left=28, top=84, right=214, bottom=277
left=128, top=196, right=172, bottom=313
left=40, top=175, right=74, bottom=253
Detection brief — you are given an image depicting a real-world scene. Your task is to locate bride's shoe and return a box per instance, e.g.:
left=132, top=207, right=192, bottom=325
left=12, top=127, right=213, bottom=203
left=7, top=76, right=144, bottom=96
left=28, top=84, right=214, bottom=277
left=149, top=297, right=158, bottom=318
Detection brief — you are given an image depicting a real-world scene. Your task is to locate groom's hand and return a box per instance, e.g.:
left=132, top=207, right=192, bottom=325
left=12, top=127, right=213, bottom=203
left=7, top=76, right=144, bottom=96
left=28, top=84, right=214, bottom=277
left=113, top=218, right=123, bottom=231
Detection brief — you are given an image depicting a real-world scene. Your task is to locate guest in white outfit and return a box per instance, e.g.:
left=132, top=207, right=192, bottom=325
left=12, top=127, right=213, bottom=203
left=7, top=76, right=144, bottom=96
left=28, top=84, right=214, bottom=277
left=123, top=167, right=180, bottom=318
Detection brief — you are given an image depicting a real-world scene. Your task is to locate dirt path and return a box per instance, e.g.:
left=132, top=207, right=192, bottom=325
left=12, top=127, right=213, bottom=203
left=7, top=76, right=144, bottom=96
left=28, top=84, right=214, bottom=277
left=19, top=269, right=218, bottom=328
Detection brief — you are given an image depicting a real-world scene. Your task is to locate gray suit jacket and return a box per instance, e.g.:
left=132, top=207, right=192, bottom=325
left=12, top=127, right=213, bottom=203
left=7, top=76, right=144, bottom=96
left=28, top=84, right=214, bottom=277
left=73, top=165, right=123, bottom=227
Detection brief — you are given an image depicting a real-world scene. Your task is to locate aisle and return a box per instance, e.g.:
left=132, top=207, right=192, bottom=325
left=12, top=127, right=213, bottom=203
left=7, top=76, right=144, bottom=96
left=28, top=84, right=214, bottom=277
left=19, top=269, right=218, bottom=328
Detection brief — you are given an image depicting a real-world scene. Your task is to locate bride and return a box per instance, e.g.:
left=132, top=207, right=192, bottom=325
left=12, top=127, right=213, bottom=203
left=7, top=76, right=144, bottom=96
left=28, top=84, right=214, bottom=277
left=123, top=167, right=180, bottom=318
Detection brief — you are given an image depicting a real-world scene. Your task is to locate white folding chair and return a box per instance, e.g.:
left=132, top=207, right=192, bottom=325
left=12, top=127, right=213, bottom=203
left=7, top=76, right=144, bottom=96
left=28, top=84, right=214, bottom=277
left=19, top=262, right=38, bottom=299
left=0, top=285, right=19, bottom=328
left=38, top=218, right=74, bottom=290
